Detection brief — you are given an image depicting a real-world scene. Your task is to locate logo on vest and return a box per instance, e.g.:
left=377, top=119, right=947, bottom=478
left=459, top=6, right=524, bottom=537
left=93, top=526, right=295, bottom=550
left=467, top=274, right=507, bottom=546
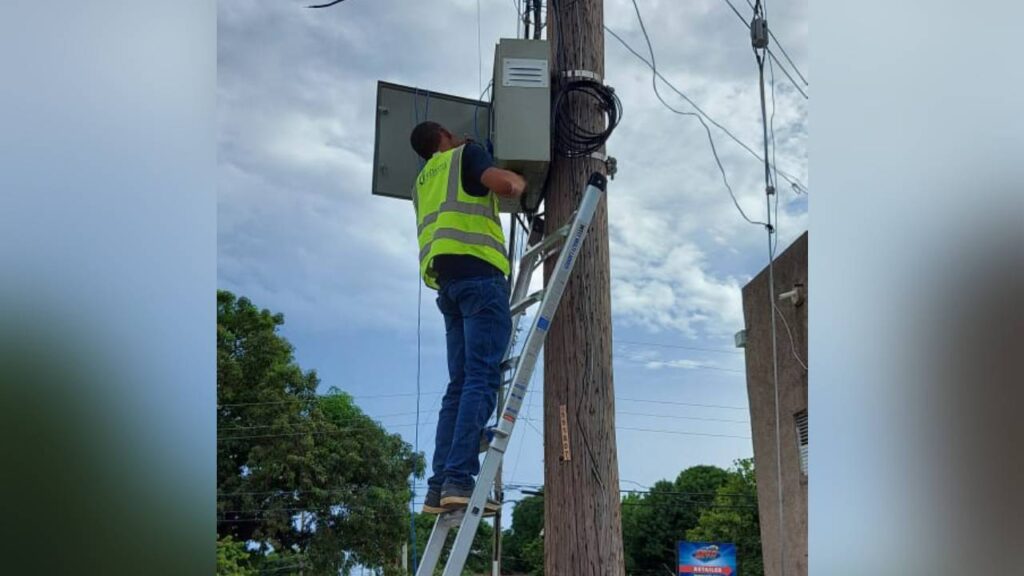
left=417, top=158, right=449, bottom=187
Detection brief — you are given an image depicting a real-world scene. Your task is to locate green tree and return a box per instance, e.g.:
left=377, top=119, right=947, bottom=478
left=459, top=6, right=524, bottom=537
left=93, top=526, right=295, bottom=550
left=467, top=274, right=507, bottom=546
left=622, top=465, right=733, bottom=574
left=502, top=492, right=544, bottom=575
left=217, top=535, right=255, bottom=576
left=410, top=511, right=493, bottom=575
left=217, top=291, right=423, bottom=575
left=686, top=458, right=763, bottom=576
left=620, top=492, right=644, bottom=571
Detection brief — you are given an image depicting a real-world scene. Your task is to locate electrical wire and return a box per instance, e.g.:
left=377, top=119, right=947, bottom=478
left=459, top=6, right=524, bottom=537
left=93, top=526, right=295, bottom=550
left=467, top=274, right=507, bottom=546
left=617, top=396, right=746, bottom=411
left=773, top=302, right=807, bottom=371
left=410, top=273, right=422, bottom=575
left=513, top=0, right=521, bottom=38
left=551, top=78, right=622, bottom=158
left=743, top=0, right=808, bottom=86
left=753, top=3, right=788, bottom=575
left=603, top=24, right=807, bottom=194
left=720, top=0, right=809, bottom=99
left=216, top=405, right=750, bottom=434
left=218, top=412, right=752, bottom=442
left=307, top=0, right=347, bottom=8
left=629, top=0, right=768, bottom=229
left=615, top=339, right=742, bottom=355
left=766, top=44, right=782, bottom=257
left=767, top=50, right=808, bottom=100
left=221, top=485, right=759, bottom=511
left=219, top=380, right=750, bottom=409
left=477, top=0, right=483, bottom=96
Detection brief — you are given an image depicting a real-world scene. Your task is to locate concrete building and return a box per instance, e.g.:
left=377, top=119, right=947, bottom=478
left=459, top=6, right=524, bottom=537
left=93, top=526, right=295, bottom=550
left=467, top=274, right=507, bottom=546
left=740, top=232, right=808, bottom=576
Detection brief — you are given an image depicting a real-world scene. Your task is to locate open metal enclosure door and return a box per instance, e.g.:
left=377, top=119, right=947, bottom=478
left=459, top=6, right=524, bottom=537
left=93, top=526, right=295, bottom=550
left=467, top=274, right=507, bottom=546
left=372, top=81, right=490, bottom=202
left=371, top=80, right=542, bottom=212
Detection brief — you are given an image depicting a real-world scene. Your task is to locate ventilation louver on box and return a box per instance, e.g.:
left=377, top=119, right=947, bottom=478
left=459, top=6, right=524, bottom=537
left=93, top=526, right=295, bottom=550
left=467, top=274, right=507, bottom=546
left=794, top=409, right=808, bottom=475
left=502, top=58, right=549, bottom=88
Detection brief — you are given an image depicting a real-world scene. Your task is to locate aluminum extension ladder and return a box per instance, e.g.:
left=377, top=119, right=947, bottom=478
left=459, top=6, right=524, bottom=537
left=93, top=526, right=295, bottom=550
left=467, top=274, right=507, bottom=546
left=416, top=172, right=607, bottom=576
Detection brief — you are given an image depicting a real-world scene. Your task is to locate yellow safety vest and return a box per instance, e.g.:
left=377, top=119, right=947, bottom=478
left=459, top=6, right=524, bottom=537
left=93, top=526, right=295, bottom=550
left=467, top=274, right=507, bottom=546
left=414, top=145, right=509, bottom=289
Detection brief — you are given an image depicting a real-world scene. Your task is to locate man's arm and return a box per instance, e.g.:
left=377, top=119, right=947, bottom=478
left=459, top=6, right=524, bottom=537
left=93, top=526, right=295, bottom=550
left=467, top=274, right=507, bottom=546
left=480, top=167, right=526, bottom=198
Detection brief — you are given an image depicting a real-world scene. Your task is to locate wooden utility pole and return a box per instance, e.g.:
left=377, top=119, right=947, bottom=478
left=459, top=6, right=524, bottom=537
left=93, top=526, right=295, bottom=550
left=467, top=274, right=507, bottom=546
left=543, top=0, right=624, bottom=574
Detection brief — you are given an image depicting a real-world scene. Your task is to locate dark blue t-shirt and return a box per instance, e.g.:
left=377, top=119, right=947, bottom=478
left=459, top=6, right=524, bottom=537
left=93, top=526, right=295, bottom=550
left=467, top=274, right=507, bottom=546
left=460, top=141, right=494, bottom=197
left=432, top=142, right=504, bottom=285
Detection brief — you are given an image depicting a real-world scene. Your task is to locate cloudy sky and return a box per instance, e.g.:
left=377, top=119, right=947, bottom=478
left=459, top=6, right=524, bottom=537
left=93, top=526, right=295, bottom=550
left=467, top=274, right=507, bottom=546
left=218, top=0, right=807, bottom=506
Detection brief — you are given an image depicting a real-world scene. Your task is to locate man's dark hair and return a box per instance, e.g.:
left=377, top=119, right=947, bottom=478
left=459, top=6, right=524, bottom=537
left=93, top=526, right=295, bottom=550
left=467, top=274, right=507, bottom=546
left=410, top=121, right=445, bottom=160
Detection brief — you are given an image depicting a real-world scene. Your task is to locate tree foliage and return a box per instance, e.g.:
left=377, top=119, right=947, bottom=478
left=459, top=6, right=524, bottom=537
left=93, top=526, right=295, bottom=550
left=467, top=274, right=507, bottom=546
left=217, top=290, right=424, bottom=575
left=687, top=458, right=763, bottom=576
left=217, top=535, right=256, bottom=576
left=621, top=465, right=733, bottom=573
left=501, top=492, right=544, bottom=575
left=410, top=511, right=493, bottom=575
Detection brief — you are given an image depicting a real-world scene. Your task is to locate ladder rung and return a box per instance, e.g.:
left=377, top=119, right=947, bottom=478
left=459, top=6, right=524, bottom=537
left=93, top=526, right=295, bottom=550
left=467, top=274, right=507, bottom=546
left=500, top=356, right=520, bottom=371
left=509, top=290, right=544, bottom=317
left=521, top=222, right=572, bottom=266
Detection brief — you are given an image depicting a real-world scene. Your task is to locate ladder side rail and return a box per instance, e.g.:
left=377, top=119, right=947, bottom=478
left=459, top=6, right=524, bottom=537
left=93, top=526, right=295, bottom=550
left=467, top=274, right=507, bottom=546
left=494, top=174, right=605, bottom=440
left=416, top=514, right=456, bottom=576
left=440, top=173, right=606, bottom=576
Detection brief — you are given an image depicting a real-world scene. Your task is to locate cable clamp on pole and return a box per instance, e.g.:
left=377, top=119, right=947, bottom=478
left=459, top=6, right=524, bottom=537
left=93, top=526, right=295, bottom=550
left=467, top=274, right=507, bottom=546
left=586, top=152, right=618, bottom=180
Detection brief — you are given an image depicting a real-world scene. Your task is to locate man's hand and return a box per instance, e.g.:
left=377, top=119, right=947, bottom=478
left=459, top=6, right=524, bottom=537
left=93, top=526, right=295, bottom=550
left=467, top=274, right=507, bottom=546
left=480, top=167, right=527, bottom=198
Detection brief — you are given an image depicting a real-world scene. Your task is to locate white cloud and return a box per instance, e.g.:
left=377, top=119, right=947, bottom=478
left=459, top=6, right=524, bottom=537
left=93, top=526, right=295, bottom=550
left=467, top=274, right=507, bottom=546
left=644, top=358, right=703, bottom=370
left=217, top=0, right=808, bottom=342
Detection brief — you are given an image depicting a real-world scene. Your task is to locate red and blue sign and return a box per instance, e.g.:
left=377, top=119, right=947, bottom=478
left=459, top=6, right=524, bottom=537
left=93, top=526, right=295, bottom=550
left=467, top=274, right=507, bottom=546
left=678, top=542, right=737, bottom=576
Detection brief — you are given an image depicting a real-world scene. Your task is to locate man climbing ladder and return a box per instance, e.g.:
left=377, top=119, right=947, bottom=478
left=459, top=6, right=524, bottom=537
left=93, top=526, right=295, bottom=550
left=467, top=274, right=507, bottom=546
left=408, top=121, right=527, bottom=514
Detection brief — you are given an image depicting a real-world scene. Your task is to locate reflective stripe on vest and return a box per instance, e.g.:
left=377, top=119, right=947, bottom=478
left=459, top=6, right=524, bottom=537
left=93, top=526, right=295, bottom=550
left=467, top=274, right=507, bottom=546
left=417, top=201, right=498, bottom=235
left=418, top=228, right=508, bottom=262
left=415, top=145, right=508, bottom=288
left=416, top=147, right=500, bottom=231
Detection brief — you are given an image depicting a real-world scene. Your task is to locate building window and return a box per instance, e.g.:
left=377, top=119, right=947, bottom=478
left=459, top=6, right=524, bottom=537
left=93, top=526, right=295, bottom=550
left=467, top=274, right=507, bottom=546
left=794, top=410, right=808, bottom=475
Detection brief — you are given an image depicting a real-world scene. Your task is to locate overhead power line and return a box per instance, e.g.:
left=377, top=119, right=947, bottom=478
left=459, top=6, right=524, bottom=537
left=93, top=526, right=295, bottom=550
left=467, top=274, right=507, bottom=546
left=615, top=339, right=743, bottom=355
left=519, top=418, right=751, bottom=440
left=219, top=418, right=748, bottom=442
left=617, top=396, right=747, bottom=411
left=220, top=393, right=751, bottom=412
left=743, top=0, right=808, bottom=86
left=720, top=0, right=809, bottom=99
left=217, top=407, right=749, bottom=433
left=629, top=0, right=767, bottom=229
left=603, top=24, right=808, bottom=194
left=306, top=0, right=347, bottom=8
left=766, top=50, right=808, bottom=100
left=220, top=483, right=755, bottom=501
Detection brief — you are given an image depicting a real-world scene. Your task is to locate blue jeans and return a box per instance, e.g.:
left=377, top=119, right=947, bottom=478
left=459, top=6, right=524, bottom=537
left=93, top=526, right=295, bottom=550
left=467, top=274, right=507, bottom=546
left=428, top=275, right=512, bottom=492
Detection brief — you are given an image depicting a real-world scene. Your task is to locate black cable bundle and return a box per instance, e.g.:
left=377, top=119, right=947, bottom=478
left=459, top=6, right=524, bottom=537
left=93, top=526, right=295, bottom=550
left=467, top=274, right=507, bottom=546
left=551, top=78, right=622, bottom=158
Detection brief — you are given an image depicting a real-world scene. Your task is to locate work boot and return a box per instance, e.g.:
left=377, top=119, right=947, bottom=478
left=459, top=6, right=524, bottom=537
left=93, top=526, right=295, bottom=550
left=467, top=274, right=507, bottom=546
left=422, top=488, right=446, bottom=514
left=440, top=484, right=501, bottom=516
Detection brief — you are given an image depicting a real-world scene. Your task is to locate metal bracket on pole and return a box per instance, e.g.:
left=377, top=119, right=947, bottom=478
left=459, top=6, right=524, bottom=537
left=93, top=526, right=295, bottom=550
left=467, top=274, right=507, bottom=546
left=561, top=69, right=603, bottom=83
